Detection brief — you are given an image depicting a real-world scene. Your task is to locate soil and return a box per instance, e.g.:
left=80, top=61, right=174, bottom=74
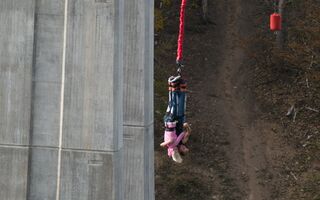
left=154, top=0, right=320, bottom=200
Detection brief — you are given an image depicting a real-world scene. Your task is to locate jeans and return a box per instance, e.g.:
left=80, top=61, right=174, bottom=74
left=164, top=76, right=187, bottom=135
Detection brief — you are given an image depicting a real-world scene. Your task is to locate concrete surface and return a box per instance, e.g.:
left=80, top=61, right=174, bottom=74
left=31, top=0, right=64, bottom=147
left=0, top=0, right=35, bottom=145
left=27, top=148, right=59, bottom=200
left=59, top=150, right=122, bottom=200
left=123, top=126, right=154, bottom=200
left=0, top=147, right=29, bottom=200
left=0, top=1, right=35, bottom=199
left=0, top=0, right=154, bottom=199
left=123, top=0, right=154, bottom=126
left=62, top=0, right=123, bottom=151
left=123, top=0, right=154, bottom=199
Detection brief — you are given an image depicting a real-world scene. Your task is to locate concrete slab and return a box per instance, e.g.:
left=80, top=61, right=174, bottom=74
left=0, top=0, right=155, bottom=199
left=123, top=1, right=154, bottom=199
left=32, top=82, right=61, bottom=146
left=123, top=125, right=154, bottom=200
left=27, top=147, right=58, bottom=200
left=36, top=0, right=64, bottom=16
left=123, top=0, right=154, bottom=126
left=62, top=0, right=123, bottom=151
left=0, top=146, right=29, bottom=200
left=59, top=149, right=123, bottom=200
left=33, top=16, right=64, bottom=83
left=0, top=0, right=35, bottom=145
left=31, top=0, right=64, bottom=147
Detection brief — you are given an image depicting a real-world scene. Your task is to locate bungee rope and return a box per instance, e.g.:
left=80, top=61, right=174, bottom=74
left=176, top=0, right=187, bottom=66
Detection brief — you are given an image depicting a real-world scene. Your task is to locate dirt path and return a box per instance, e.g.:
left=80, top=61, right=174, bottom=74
left=215, top=0, right=270, bottom=199
left=188, top=0, right=271, bottom=199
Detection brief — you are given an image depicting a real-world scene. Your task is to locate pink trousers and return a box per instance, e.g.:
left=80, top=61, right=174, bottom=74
left=164, top=130, right=185, bottom=157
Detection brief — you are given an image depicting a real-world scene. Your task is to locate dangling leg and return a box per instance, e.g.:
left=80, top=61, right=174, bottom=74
left=160, top=139, right=174, bottom=147
left=182, top=122, right=191, bottom=144
left=174, top=122, right=189, bottom=155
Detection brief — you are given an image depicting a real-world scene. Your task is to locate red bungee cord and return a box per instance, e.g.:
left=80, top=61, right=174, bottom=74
left=176, top=0, right=187, bottom=64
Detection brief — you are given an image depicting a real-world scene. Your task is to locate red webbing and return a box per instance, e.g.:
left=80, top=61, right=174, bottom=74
left=176, top=0, right=187, bottom=63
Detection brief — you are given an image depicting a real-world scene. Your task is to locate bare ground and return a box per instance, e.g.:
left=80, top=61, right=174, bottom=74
left=155, top=0, right=319, bottom=199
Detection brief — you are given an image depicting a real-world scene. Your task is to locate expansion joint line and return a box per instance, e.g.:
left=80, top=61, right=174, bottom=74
left=56, top=0, right=68, bottom=199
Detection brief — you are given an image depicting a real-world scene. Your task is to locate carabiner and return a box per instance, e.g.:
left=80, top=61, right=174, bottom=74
left=176, top=60, right=184, bottom=76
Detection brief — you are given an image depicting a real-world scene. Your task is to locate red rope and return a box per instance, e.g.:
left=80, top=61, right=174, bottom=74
left=176, top=0, right=187, bottom=63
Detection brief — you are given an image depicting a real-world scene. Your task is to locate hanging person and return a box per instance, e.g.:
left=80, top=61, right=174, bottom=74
left=161, top=73, right=191, bottom=163
left=160, top=0, right=191, bottom=163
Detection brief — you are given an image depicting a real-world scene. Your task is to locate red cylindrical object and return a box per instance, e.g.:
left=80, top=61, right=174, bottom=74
left=270, top=13, right=282, bottom=31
